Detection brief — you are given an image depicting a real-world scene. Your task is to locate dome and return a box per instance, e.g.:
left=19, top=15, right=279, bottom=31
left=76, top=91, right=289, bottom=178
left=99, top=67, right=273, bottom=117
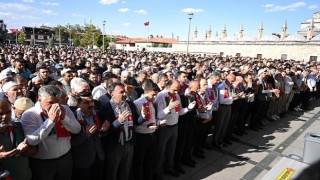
left=311, top=34, right=320, bottom=41
left=207, top=36, right=221, bottom=41
left=239, top=35, right=257, bottom=41
left=221, top=36, right=238, bottom=41
left=260, top=34, right=280, bottom=41
left=300, top=26, right=320, bottom=32
left=191, top=36, right=206, bottom=41
left=284, top=34, right=306, bottom=41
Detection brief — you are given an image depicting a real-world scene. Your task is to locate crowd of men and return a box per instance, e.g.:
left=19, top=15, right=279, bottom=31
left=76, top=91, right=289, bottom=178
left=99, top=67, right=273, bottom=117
left=0, top=44, right=319, bottom=180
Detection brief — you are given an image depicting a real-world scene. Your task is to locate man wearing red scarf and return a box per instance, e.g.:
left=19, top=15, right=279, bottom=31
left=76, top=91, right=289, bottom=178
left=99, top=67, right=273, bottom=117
left=211, top=74, right=236, bottom=149
left=72, top=91, right=110, bottom=180
left=154, top=80, right=196, bottom=179
left=133, top=81, right=162, bottom=180
left=21, top=85, right=81, bottom=180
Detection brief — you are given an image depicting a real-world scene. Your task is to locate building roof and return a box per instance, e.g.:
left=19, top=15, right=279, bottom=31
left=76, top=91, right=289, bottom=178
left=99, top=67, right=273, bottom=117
left=116, top=37, right=177, bottom=44
left=284, top=34, right=306, bottom=41
left=260, top=34, right=280, bottom=41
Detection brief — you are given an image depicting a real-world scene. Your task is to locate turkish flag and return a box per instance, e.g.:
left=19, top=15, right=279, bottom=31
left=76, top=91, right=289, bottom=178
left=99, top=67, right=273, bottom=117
left=144, top=21, right=149, bottom=26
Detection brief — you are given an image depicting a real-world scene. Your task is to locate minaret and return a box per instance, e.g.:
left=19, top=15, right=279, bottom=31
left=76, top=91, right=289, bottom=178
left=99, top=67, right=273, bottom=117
left=307, top=18, right=315, bottom=40
left=258, top=22, right=264, bottom=40
left=193, top=26, right=198, bottom=39
left=239, top=24, right=244, bottom=39
left=281, top=20, right=287, bottom=40
left=207, top=26, right=212, bottom=39
left=222, top=24, right=227, bottom=39
left=205, top=30, right=208, bottom=39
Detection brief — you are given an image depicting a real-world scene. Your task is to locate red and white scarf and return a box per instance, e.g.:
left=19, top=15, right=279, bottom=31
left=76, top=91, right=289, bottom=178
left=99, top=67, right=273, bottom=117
left=110, top=100, right=133, bottom=145
left=75, top=109, right=102, bottom=133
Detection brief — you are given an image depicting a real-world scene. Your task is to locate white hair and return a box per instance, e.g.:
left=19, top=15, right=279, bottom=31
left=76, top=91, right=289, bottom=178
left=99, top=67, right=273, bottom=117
left=121, top=70, right=131, bottom=77
left=70, top=78, right=88, bottom=93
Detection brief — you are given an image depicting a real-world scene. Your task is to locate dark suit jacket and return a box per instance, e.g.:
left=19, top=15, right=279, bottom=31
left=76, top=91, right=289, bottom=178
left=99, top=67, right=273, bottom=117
left=71, top=110, right=105, bottom=169
left=99, top=101, right=139, bottom=149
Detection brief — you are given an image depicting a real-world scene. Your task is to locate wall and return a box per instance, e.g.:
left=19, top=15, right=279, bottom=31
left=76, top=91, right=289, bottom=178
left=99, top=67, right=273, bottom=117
left=173, top=41, right=320, bottom=61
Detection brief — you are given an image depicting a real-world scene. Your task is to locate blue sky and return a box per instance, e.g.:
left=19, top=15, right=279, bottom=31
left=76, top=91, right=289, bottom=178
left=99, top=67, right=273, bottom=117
left=1, top=0, right=319, bottom=39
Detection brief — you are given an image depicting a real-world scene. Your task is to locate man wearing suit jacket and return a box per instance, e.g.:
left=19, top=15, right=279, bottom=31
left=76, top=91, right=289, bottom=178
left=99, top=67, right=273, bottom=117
left=71, top=91, right=110, bottom=180
left=100, top=82, right=139, bottom=180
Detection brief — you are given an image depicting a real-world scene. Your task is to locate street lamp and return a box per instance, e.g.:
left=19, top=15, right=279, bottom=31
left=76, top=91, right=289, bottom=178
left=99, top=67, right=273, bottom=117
left=186, top=12, right=194, bottom=55
left=68, top=23, right=71, bottom=46
left=33, top=26, right=36, bottom=45
left=58, top=25, right=61, bottom=46
left=102, top=20, right=106, bottom=51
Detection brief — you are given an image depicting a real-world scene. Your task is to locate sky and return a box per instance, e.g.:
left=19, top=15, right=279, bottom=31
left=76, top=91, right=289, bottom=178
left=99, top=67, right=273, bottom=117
left=0, top=0, right=319, bottom=40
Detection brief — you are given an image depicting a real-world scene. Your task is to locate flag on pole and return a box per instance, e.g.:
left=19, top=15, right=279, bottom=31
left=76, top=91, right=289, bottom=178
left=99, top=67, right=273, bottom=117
left=144, top=21, right=149, bottom=26
left=10, top=29, right=19, bottom=34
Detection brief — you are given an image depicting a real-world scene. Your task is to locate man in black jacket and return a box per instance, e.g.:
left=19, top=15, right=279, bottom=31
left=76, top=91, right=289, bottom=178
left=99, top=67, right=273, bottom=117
left=100, top=82, right=139, bottom=180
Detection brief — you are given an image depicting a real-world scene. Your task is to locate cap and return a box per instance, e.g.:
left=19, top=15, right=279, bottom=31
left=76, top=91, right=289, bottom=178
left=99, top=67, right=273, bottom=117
left=55, top=64, right=63, bottom=69
left=61, top=68, right=72, bottom=76
left=14, top=97, right=34, bottom=111
left=258, top=68, right=267, bottom=76
left=0, top=69, right=13, bottom=81
left=2, top=81, right=18, bottom=93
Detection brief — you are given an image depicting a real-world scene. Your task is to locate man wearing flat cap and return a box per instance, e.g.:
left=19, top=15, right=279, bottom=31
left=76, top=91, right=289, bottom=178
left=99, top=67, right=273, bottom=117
left=12, top=97, right=34, bottom=122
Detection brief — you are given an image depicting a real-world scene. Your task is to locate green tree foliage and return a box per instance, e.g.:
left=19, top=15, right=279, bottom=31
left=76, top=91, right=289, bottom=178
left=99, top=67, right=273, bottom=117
left=80, top=25, right=102, bottom=47
left=18, top=32, right=26, bottom=44
left=73, top=34, right=81, bottom=46
left=48, top=37, right=54, bottom=48
left=52, top=26, right=69, bottom=42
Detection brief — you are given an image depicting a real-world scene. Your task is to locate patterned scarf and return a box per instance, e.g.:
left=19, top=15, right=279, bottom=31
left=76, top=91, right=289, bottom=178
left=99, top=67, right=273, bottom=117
left=75, top=108, right=102, bottom=133
left=110, top=99, right=133, bottom=145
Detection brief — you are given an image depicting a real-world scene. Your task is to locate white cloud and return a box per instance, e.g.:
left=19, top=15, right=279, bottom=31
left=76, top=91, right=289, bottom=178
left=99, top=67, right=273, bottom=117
left=42, top=9, right=57, bottom=15
left=0, top=11, right=40, bottom=20
left=0, top=3, right=37, bottom=12
left=134, top=9, right=147, bottom=15
left=99, top=0, right=118, bottom=5
left=119, top=8, right=129, bottom=13
left=123, top=22, right=130, bottom=26
left=40, top=2, right=59, bottom=6
left=72, top=13, right=87, bottom=18
left=182, top=8, right=204, bottom=13
left=262, top=2, right=306, bottom=12
left=22, top=0, right=35, bottom=3
left=308, top=5, right=318, bottom=9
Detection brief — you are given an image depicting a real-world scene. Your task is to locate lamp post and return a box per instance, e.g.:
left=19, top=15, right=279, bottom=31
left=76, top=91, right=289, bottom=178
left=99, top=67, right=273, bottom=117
left=102, top=20, right=106, bottom=51
left=186, top=12, right=194, bottom=55
left=58, top=25, right=61, bottom=46
left=68, top=23, right=71, bottom=46
left=33, top=26, right=35, bottom=45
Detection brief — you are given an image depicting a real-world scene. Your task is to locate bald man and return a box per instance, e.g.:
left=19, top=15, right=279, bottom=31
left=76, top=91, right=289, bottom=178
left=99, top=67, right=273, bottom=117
left=211, top=74, right=237, bottom=149
left=154, top=80, right=195, bottom=179
left=174, top=80, right=200, bottom=173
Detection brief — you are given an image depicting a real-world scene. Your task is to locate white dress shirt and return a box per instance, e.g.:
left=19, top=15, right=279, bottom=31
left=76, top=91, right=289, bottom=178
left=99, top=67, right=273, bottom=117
left=21, top=102, right=81, bottom=159
left=217, top=81, right=233, bottom=105
left=92, top=84, right=108, bottom=100
left=155, top=90, right=188, bottom=126
left=134, top=95, right=157, bottom=134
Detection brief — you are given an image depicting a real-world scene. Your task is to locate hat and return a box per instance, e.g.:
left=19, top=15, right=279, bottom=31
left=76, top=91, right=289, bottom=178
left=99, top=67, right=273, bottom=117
left=55, top=64, right=63, bottom=69
left=2, top=81, right=18, bottom=93
left=0, top=69, right=13, bottom=81
left=61, top=68, right=72, bottom=76
left=258, top=68, right=267, bottom=76
left=14, top=97, right=34, bottom=111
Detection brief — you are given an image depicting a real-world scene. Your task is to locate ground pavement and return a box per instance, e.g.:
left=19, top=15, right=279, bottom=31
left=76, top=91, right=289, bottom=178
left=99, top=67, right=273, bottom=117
left=163, top=99, right=320, bottom=180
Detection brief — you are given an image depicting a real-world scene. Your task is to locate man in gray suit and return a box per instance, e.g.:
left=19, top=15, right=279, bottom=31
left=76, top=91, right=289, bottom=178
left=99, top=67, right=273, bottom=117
left=71, top=91, right=110, bottom=180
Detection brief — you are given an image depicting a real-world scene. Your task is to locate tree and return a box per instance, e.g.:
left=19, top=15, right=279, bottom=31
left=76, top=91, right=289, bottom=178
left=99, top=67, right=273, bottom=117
left=272, top=33, right=281, bottom=38
left=80, top=25, right=102, bottom=48
left=52, top=26, right=69, bottom=43
left=73, top=34, right=80, bottom=46
left=18, top=32, right=26, bottom=44
left=48, top=37, right=54, bottom=48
